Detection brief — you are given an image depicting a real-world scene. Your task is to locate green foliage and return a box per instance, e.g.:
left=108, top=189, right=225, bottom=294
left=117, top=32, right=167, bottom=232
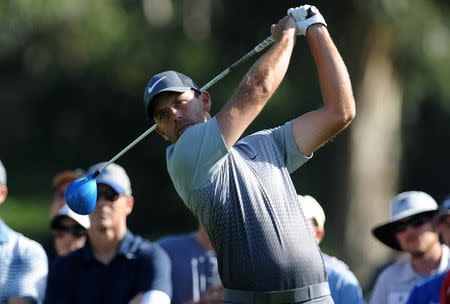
left=0, top=196, right=49, bottom=242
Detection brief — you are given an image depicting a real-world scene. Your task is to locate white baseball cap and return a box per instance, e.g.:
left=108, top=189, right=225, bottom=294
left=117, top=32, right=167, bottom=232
left=298, top=195, right=326, bottom=229
left=0, top=160, right=6, bottom=186
left=88, top=162, right=132, bottom=195
left=51, top=204, right=90, bottom=229
left=372, top=191, right=438, bottom=251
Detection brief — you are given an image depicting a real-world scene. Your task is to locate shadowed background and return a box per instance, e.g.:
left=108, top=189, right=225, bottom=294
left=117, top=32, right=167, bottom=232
left=1, top=0, right=449, bottom=294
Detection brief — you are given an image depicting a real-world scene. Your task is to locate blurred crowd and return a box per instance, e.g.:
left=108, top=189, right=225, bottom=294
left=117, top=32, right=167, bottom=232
left=0, top=159, right=449, bottom=304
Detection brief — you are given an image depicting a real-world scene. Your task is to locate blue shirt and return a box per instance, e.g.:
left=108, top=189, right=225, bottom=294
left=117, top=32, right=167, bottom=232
left=323, top=254, right=365, bottom=304
left=167, top=118, right=326, bottom=291
left=157, top=232, right=220, bottom=304
left=0, top=219, right=48, bottom=304
left=406, top=271, right=446, bottom=304
left=44, top=231, right=172, bottom=304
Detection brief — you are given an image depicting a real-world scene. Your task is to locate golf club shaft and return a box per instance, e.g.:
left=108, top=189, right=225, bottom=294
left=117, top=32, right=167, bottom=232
left=98, top=35, right=275, bottom=173
left=201, top=36, right=274, bottom=91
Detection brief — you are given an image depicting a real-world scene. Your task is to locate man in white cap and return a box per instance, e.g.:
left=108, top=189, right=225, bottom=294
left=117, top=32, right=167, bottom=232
left=0, top=160, right=48, bottom=304
left=44, top=163, right=172, bottom=304
left=369, top=191, right=450, bottom=304
left=299, top=194, right=365, bottom=304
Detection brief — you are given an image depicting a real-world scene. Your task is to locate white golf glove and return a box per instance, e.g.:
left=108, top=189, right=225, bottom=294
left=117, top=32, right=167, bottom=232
left=287, top=5, right=327, bottom=36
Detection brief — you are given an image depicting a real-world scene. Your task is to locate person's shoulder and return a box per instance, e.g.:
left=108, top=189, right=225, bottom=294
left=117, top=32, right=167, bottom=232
left=157, top=232, right=195, bottom=248
left=324, top=254, right=360, bottom=284
left=415, top=271, right=447, bottom=289
left=130, top=233, right=169, bottom=256
left=11, top=230, right=47, bottom=257
left=376, top=259, right=411, bottom=281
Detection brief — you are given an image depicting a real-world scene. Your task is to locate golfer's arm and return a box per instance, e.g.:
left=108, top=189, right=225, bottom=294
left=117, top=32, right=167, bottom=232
left=216, top=31, right=296, bottom=149
left=292, top=25, right=355, bottom=156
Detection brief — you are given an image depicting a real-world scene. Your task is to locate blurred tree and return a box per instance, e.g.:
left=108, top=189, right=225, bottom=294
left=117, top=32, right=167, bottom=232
left=0, top=0, right=449, bottom=293
left=341, top=0, right=450, bottom=289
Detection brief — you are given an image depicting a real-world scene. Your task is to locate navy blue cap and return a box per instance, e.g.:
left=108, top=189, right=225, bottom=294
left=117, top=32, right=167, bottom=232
left=143, top=70, right=201, bottom=120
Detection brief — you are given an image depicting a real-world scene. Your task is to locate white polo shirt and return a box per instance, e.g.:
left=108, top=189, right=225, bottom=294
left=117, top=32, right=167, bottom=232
left=0, top=219, right=48, bottom=304
left=369, top=245, right=450, bottom=304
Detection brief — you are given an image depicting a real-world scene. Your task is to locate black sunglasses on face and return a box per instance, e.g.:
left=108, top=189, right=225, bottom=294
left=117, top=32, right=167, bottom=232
left=97, top=187, right=119, bottom=202
left=53, top=226, right=86, bottom=238
left=394, top=215, right=432, bottom=233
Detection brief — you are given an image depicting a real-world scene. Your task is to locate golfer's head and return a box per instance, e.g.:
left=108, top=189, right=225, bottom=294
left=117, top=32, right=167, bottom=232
left=143, top=70, right=211, bottom=143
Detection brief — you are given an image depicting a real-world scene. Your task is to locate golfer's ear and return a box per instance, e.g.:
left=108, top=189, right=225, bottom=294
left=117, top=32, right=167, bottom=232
left=156, top=126, right=170, bottom=141
left=201, top=91, right=211, bottom=112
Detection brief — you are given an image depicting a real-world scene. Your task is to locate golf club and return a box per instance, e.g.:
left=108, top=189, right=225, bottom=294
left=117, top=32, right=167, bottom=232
left=65, top=35, right=275, bottom=215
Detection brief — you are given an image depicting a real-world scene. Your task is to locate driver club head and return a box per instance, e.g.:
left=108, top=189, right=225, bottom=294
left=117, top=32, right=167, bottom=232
left=65, top=171, right=99, bottom=215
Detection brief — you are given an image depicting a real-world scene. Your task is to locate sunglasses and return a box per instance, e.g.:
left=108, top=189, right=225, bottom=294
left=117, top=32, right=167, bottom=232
left=394, top=215, right=432, bottom=233
left=53, top=226, right=86, bottom=238
left=97, top=187, right=119, bottom=202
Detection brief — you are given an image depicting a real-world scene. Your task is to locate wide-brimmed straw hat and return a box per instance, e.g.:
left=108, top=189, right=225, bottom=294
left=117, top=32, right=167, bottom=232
left=372, top=191, right=438, bottom=251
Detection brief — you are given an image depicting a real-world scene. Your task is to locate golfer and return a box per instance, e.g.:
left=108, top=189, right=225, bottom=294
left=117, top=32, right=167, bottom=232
left=143, top=5, right=355, bottom=304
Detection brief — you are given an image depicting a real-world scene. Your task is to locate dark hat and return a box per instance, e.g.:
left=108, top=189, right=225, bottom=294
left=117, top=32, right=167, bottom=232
left=372, top=191, right=438, bottom=251
left=143, top=70, right=201, bottom=120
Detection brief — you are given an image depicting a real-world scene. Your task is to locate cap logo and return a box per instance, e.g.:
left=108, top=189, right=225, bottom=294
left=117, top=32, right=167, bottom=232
left=147, top=76, right=167, bottom=94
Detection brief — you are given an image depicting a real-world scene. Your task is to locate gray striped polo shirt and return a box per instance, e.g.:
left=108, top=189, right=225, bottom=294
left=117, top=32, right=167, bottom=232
left=167, top=117, right=326, bottom=291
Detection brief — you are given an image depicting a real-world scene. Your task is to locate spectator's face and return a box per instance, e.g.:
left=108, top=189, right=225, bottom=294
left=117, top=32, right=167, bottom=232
left=394, top=214, right=439, bottom=256
left=90, top=184, right=133, bottom=231
left=153, top=90, right=211, bottom=143
left=52, top=217, right=87, bottom=256
left=438, top=214, right=450, bottom=245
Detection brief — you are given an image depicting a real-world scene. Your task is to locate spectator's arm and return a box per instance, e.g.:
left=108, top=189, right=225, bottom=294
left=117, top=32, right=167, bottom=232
left=137, top=243, right=172, bottom=304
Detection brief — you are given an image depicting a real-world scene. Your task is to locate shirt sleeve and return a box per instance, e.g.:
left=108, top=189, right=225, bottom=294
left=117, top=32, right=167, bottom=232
left=9, top=238, right=48, bottom=304
left=267, top=120, right=312, bottom=173
left=138, top=243, right=172, bottom=299
left=167, top=117, right=228, bottom=201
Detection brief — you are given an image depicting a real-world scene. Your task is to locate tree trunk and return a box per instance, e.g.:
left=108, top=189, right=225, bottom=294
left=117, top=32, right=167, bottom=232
left=343, top=28, right=403, bottom=290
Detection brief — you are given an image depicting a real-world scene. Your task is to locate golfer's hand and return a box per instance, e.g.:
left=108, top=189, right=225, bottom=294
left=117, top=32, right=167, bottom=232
left=270, top=15, right=296, bottom=42
left=184, top=285, right=224, bottom=304
left=287, top=5, right=327, bottom=36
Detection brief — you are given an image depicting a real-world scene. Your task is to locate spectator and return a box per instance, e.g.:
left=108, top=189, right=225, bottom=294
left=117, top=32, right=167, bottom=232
left=45, top=204, right=90, bottom=267
left=369, top=191, right=450, bottom=304
left=0, top=160, right=48, bottom=304
left=44, top=163, right=172, bottom=304
left=42, top=170, right=86, bottom=267
left=157, top=223, right=223, bottom=304
left=406, top=195, right=450, bottom=304
left=299, top=194, right=365, bottom=304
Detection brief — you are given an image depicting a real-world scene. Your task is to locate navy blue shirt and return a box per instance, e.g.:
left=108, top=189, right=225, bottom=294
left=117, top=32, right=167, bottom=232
left=44, top=231, right=171, bottom=304
left=157, top=232, right=220, bottom=304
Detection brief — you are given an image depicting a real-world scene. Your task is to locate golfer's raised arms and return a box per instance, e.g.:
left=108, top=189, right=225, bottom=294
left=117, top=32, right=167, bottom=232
left=216, top=16, right=296, bottom=149
left=292, top=25, right=355, bottom=157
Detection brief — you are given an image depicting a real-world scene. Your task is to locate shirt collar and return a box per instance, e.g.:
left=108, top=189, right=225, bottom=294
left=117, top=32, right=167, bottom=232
left=436, top=244, right=450, bottom=273
left=0, top=219, right=11, bottom=243
left=401, top=244, right=450, bottom=282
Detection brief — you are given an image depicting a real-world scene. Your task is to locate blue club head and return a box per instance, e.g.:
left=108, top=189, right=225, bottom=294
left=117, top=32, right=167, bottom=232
left=65, top=171, right=99, bottom=215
